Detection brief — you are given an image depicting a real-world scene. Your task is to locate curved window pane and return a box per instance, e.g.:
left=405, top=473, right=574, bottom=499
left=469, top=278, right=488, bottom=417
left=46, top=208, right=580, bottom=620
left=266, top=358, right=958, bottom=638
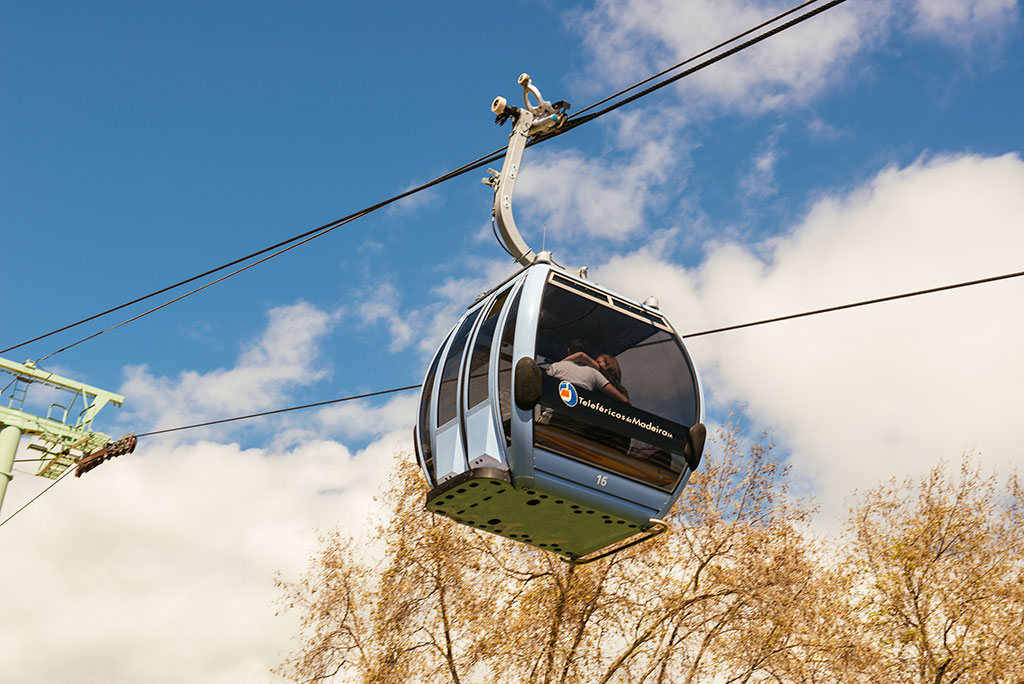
left=533, top=277, right=699, bottom=491
left=417, top=332, right=449, bottom=478
left=437, top=309, right=482, bottom=426
left=496, top=289, right=522, bottom=446
left=467, top=289, right=510, bottom=409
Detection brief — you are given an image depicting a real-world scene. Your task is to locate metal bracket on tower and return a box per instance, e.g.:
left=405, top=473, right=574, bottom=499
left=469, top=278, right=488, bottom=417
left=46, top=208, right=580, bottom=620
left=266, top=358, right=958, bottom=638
left=0, top=356, right=127, bottom=512
left=483, top=74, right=569, bottom=266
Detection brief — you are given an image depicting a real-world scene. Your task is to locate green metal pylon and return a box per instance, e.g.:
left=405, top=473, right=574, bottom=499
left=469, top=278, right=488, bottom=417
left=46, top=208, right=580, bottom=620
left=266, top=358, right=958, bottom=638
left=0, top=356, right=125, bottom=513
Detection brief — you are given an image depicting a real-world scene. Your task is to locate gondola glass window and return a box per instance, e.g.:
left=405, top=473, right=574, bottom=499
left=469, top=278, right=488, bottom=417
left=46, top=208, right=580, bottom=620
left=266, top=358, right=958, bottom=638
left=437, top=309, right=482, bottom=426
left=417, top=345, right=443, bottom=477
left=534, top=274, right=700, bottom=492
left=467, top=289, right=510, bottom=409
left=497, top=289, right=522, bottom=447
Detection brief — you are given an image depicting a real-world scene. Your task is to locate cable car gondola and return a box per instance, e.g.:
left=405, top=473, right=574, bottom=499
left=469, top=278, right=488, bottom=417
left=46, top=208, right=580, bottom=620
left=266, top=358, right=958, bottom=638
left=414, top=75, right=705, bottom=563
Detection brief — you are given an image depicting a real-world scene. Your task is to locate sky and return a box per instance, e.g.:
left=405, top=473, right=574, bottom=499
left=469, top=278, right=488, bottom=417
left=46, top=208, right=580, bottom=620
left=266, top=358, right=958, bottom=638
left=1, top=1, right=1022, bottom=681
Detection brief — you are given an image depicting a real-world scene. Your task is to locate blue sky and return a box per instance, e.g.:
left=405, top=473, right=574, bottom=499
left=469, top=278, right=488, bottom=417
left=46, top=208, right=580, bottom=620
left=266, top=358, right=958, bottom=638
left=2, top=1, right=1023, bottom=682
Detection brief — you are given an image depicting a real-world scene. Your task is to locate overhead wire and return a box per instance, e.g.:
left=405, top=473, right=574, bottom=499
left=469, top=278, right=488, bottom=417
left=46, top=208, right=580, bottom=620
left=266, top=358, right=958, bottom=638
left=4, top=0, right=849, bottom=362
left=137, top=266, right=1024, bottom=435
left=7, top=146, right=506, bottom=360
left=133, top=384, right=421, bottom=437
left=682, top=269, right=1024, bottom=338
left=3, top=265, right=1023, bottom=531
left=34, top=209, right=373, bottom=363
left=0, top=466, right=77, bottom=529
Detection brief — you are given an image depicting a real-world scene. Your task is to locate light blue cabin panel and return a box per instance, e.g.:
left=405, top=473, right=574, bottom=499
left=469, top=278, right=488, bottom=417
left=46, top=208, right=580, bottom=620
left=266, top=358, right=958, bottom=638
left=533, top=448, right=667, bottom=513
left=464, top=401, right=505, bottom=468
left=434, top=422, right=464, bottom=482
left=531, top=465, right=657, bottom=523
left=507, top=268, right=545, bottom=483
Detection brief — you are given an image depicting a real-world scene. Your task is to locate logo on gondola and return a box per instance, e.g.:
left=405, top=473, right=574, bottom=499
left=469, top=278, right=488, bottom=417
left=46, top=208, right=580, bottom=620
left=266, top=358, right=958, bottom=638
left=558, top=381, right=578, bottom=407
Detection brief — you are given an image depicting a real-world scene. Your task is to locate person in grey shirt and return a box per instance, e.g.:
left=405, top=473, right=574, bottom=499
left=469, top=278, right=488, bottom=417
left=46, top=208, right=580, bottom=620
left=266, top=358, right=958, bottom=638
left=547, top=339, right=630, bottom=403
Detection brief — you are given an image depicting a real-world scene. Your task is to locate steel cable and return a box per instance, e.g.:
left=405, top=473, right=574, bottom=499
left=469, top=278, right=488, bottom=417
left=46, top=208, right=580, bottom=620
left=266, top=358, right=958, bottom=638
left=3, top=0, right=848, bottom=360
left=4, top=266, right=1023, bottom=530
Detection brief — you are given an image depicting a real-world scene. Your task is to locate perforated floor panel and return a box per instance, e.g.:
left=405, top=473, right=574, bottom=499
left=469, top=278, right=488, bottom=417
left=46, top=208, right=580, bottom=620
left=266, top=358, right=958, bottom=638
left=425, top=468, right=652, bottom=559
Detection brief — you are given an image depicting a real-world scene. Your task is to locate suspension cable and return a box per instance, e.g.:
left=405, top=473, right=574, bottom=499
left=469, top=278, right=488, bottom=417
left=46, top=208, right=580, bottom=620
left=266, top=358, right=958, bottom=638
left=133, top=384, right=421, bottom=437
left=3, top=0, right=849, bottom=361
left=682, top=269, right=1024, bottom=338
left=4, top=265, right=1022, bottom=530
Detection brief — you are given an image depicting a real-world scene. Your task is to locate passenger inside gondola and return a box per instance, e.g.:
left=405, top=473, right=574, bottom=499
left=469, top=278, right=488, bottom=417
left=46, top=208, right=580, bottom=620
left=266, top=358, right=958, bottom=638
left=533, top=275, right=698, bottom=491
left=547, top=339, right=630, bottom=403
left=596, top=353, right=628, bottom=401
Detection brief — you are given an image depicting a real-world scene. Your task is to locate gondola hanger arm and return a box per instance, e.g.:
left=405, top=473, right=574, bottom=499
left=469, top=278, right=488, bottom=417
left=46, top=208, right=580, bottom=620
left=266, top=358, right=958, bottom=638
left=483, top=74, right=570, bottom=267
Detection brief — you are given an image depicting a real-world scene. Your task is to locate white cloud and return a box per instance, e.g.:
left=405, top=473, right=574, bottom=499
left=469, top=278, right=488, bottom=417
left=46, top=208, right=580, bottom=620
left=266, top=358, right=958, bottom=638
left=739, top=130, right=784, bottom=200
left=573, top=0, right=890, bottom=113
left=910, top=0, right=1021, bottom=47
left=595, top=153, right=1024, bottom=520
left=1, top=300, right=416, bottom=684
left=516, top=137, right=678, bottom=241
left=510, top=107, right=691, bottom=252
left=313, top=392, right=417, bottom=438
left=1, top=432, right=408, bottom=684
left=571, top=0, right=1019, bottom=120
left=120, top=301, right=338, bottom=433
left=384, top=183, right=441, bottom=217
left=357, top=281, right=416, bottom=352
left=355, top=258, right=520, bottom=358
left=805, top=117, right=844, bottom=142
left=270, top=391, right=419, bottom=448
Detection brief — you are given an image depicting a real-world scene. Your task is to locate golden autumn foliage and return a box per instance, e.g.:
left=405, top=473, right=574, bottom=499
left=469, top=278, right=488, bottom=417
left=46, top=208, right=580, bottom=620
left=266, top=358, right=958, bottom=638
left=275, top=425, right=1023, bottom=683
left=846, top=463, right=1024, bottom=683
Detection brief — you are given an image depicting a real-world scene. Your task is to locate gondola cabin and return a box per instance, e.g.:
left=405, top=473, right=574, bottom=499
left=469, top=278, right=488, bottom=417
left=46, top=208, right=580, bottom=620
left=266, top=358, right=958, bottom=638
left=413, top=74, right=706, bottom=562
left=414, top=261, right=705, bottom=562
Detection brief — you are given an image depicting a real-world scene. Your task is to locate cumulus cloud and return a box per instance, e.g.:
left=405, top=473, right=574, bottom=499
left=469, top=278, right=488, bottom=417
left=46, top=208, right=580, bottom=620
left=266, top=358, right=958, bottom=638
left=1, top=297, right=416, bottom=684
left=120, top=301, right=338, bottom=433
left=910, top=0, right=1021, bottom=47
left=505, top=106, right=694, bottom=255
left=516, top=133, right=680, bottom=241
left=1, top=430, right=408, bottom=684
left=572, top=0, right=889, bottom=113
left=313, top=392, right=418, bottom=438
left=596, top=153, right=1024, bottom=520
left=268, top=391, right=419, bottom=449
left=572, top=0, right=1020, bottom=118
left=356, top=258, right=519, bottom=358
left=357, top=281, right=417, bottom=352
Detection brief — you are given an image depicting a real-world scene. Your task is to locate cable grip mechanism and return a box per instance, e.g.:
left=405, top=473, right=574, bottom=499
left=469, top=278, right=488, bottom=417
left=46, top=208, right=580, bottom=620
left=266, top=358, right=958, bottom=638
left=483, top=74, right=570, bottom=266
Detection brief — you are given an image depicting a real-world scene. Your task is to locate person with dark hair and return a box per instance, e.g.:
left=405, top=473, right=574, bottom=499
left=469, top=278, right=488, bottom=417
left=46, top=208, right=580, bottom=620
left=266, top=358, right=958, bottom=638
left=547, top=339, right=629, bottom=403
left=597, top=353, right=629, bottom=401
